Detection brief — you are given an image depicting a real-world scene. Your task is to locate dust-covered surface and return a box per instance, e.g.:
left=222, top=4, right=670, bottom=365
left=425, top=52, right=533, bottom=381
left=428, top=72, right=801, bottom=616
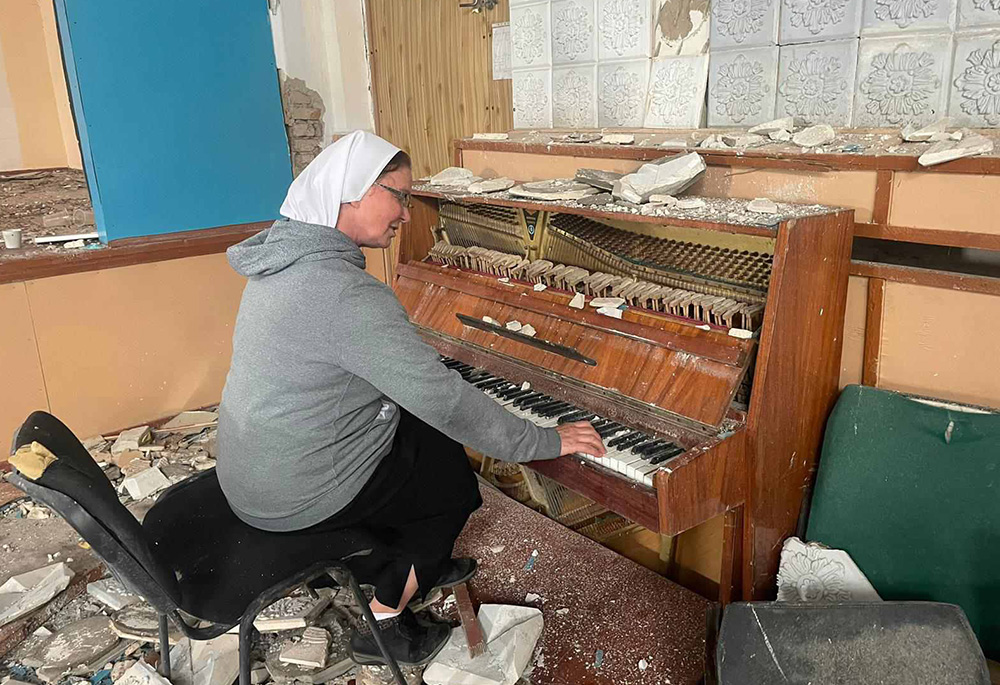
left=461, top=128, right=1000, bottom=161
left=414, top=181, right=838, bottom=229
left=0, top=169, right=101, bottom=264
left=718, top=602, right=991, bottom=685
left=455, top=484, right=709, bottom=685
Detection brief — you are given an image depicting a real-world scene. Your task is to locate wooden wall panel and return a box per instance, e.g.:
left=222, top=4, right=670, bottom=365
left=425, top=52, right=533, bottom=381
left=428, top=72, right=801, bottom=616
left=366, top=0, right=512, bottom=179
left=0, top=282, right=50, bottom=445
left=25, top=254, right=246, bottom=438
left=890, top=173, right=1000, bottom=236
left=840, top=276, right=868, bottom=388
left=878, top=282, right=1000, bottom=409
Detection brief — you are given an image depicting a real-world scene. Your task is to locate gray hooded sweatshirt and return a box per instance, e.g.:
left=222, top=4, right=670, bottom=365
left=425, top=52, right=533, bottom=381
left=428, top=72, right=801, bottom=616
left=218, top=218, right=561, bottom=531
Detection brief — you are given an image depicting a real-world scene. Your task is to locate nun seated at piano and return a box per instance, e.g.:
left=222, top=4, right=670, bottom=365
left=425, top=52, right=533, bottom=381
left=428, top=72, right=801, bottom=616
left=215, top=131, right=605, bottom=666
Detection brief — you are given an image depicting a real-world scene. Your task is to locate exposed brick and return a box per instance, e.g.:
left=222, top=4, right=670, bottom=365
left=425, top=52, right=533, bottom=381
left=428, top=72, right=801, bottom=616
left=287, top=106, right=322, bottom=121
left=290, top=138, right=321, bottom=153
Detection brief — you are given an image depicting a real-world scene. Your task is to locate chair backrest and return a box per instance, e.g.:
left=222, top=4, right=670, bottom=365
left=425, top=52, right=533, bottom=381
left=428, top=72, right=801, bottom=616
left=9, top=411, right=181, bottom=611
left=806, top=385, right=1000, bottom=660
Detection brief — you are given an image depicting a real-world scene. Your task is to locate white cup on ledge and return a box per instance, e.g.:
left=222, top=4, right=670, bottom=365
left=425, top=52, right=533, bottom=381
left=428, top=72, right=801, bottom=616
left=2, top=229, right=22, bottom=249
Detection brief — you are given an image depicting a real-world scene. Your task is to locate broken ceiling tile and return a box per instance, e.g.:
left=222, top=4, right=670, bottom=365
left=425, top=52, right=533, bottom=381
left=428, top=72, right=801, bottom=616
left=122, top=466, right=171, bottom=500
left=160, top=410, right=218, bottom=436
left=957, top=0, right=1000, bottom=26
left=278, top=627, right=330, bottom=669
left=709, top=0, right=779, bottom=49
left=644, top=54, right=709, bottom=127
left=0, top=562, right=74, bottom=627
left=779, top=0, right=863, bottom=44
left=253, top=595, right=331, bottom=633
left=551, top=0, right=598, bottom=64
left=654, top=0, right=710, bottom=57
left=510, top=179, right=598, bottom=200
left=853, top=34, right=953, bottom=127
left=87, top=578, right=142, bottom=612
left=861, top=0, right=958, bottom=33
left=112, top=603, right=182, bottom=643
left=597, top=0, right=654, bottom=60
left=513, top=68, right=554, bottom=129
left=597, top=58, right=651, bottom=126
left=777, top=39, right=858, bottom=126
left=168, top=635, right=240, bottom=685
left=918, top=132, right=994, bottom=165
left=113, top=660, right=172, bottom=685
left=110, top=426, right=151, bottom=456
left=948, top=34, right=1000, bottom=127
left=31, top=616, right=121, bottom=683
left=776, top=536, right=881, bottom=602
left=552, top=63, right=599, bottom=127
left=511, top=1, right=553, bottom=69
left=468, top=177, right=517, bottom=193
left=708, top=47, right=780, bottom=126
left=792, top=123, right=837, bottom=146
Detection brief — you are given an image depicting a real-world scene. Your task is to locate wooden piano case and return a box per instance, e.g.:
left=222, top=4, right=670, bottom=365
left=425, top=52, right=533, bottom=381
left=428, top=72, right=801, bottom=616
left=394, top=185, right=853, bottom=601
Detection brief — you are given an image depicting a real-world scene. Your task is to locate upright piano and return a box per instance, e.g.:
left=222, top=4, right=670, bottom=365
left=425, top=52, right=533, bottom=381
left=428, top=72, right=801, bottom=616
left=393, top=178, right=853, bottom=601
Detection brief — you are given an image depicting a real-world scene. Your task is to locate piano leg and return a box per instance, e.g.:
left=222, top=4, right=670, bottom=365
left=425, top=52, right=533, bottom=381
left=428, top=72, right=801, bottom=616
left=718, top=505, right=745, bottom=605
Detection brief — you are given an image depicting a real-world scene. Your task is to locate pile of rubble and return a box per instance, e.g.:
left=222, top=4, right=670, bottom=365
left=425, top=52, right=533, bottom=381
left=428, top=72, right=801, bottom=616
left=1, top=410, right=431, bottom=685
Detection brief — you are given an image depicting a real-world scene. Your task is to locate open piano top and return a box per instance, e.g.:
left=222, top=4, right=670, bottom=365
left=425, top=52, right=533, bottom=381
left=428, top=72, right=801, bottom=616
left=396, top=184, right=854, bottom=598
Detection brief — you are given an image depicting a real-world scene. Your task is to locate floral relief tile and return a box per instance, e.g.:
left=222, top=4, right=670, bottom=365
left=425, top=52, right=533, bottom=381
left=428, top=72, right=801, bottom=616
left=710, top=0, right=780, bottom=50
left=643, top=55, right=709, bottom=127
left=511, top=1, right=553, bottom=69
left=708, top=47, right=780, bottom=126
left=779, top=0, right=864, bottom=44
left=597, top=58, right=651, bottom=126
left=853, top=34, right=953, bottom=127
left=777, top=39, right=859, bottom=125
left=552, top=0, right=598, bottom=64
left=949, top=33, right=1000, bottom=126
left=552, top=63, right=599, bottom=126
left=957, top=0, right=1000, bottom=26
left=861, top=0, right=957, bottom=34
left=597, top=0, right=653, bottom=60
left=513, top=67, right=554, bottom=128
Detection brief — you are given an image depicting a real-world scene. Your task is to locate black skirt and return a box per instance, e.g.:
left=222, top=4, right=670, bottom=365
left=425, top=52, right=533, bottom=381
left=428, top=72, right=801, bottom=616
left=303, top=408, right=482, bottom=608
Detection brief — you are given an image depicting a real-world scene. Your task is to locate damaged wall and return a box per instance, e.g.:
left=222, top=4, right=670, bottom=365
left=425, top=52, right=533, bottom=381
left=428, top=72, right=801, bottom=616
left=0, top=0, right=82, bottom=171
left=280, top=74, right=325, bottom=176
left=269, top=0, right=375, bottom=145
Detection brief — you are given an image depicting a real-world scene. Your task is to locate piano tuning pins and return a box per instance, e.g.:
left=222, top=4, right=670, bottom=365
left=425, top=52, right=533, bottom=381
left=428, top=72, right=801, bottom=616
left=425, top=240, right=765, bottom=331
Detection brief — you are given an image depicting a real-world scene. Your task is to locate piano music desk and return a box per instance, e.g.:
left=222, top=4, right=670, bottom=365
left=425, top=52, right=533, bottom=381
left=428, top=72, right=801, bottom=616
left=455, top=483, right=711, bottom=685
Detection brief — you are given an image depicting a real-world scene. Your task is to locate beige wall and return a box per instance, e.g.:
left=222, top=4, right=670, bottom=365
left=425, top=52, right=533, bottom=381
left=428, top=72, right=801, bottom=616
left=1, top=250, right=395, bottom=445
left=1, top=255, right=246, bottom=442
left=0, top=0, right=81, bottom=171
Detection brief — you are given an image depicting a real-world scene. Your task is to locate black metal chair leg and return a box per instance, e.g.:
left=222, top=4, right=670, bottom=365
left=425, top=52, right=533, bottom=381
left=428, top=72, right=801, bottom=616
left=347, top=574, right=407, bottom=685
left=238, top=613, right=257, bottom=685
left=158, top=613, right=171, bottom=679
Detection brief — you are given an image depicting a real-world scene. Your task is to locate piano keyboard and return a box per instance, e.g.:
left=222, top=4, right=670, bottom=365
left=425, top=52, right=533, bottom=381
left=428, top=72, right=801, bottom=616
left=442, top=356, right=686, bottom=487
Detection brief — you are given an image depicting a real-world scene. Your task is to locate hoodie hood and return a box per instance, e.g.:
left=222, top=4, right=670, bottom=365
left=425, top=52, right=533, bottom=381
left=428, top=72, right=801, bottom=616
left=227, top=218, right=365, bottom=277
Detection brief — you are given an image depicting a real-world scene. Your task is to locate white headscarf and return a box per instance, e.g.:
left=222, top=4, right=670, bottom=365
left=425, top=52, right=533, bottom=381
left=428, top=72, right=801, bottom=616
left=279, top=130, right=402, bottom=229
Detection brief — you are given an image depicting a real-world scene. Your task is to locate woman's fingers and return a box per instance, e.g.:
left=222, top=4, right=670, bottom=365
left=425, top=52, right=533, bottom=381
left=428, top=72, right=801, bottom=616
left=555, top=421, right=607, bottom=457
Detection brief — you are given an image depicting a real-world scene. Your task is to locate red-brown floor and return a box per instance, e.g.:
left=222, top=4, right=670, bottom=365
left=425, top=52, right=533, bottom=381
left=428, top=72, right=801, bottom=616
left=455, top=484, right=710, bottom=685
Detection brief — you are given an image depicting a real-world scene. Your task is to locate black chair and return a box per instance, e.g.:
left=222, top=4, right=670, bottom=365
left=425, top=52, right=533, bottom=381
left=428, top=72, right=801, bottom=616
left=7, top=411, right=408, bottom=685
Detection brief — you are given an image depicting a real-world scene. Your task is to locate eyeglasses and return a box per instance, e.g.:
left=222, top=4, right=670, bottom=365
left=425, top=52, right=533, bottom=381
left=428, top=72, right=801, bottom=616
left=375, top=182, right=412, bottom=209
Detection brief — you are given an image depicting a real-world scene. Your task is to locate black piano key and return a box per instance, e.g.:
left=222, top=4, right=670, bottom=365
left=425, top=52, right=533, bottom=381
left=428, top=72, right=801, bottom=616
left=503, top=389, right=534, bottom=402
left=514, top=390, right=546, bottom=408
left=476, top=377, right=506, bottom=390
left=495, top=385, right=523, bottom=398
left=443, top=359, right=464, bottom=369
left=558, top=411, right=596, bottom=425
left=607, top=431, right=642, bottom=448
left=591, top=418, right=613, bottom=429
left=527, top=399, right=562, bottom=413
left=536, top=402, right=575, bottom=418
left=634, top=439, right=667, bottom=456
left=649, top=446, right=686, bottom=464
left=618, top=434, right=650, bottom=450
left=517, top=395, right=552, bottom=409
left=465, top=371, right=492, bottom=384
left=596, top=423, right=624, bottom=438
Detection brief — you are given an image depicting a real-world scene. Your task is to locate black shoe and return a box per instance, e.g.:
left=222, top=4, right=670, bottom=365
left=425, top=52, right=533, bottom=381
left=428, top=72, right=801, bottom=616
left=429, top=557, right=478, bottom=593
left=348, top=608, right=451, bottom=667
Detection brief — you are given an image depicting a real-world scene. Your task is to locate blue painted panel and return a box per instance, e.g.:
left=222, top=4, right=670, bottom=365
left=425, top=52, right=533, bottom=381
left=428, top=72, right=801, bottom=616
left=55, top=1, right=291, bottom=242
